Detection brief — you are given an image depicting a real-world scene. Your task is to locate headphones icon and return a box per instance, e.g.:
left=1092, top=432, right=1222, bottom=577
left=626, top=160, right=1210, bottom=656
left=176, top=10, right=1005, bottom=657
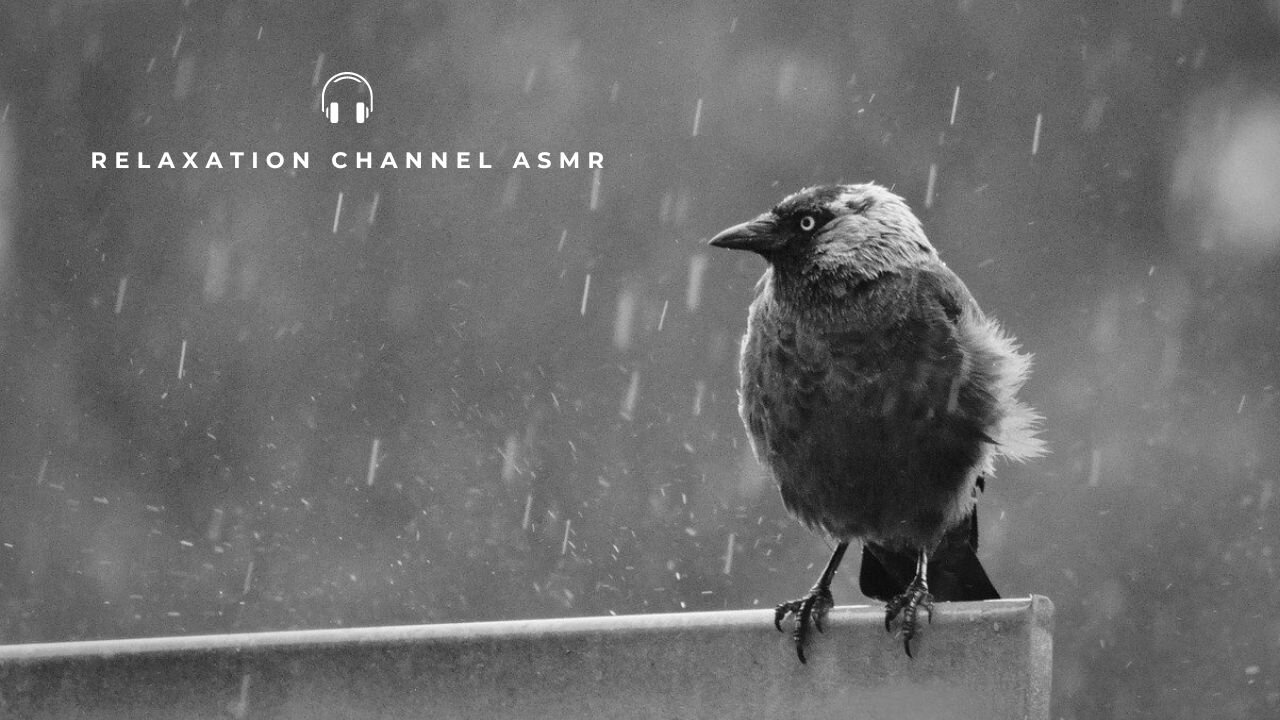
left=321, top=72, right=372, bottom=124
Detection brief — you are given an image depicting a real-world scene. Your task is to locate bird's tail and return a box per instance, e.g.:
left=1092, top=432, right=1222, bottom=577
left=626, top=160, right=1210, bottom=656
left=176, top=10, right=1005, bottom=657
left=858, top=512, right=999, bottom=602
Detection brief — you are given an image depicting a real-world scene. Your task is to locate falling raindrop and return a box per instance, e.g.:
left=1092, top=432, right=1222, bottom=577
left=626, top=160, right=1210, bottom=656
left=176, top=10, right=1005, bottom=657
left=620, top=370, right=640, bottom=420
left=177, top=339, right=188, bottom=380
left=561, top=519, right=572, bottom=555
left=557, top=229, right=568, bottom=252
left=311, top=52, right=326, bottom=87
left=723, top=533, right=736, bottom=575
left=925, top=163, right=938, bottom=209
left=114, top=276, right=128, bottom=314
left=686, top=254, right=707, bottom=312
left=1031, top=113, right=1043, bottom=155
left=692, top=380, right=706, bottom=416
left=692, top=98, right=704, bottom=137
left=522, top=493, right=534, bottom=530
left=949, top=86, right=960, bottom=125
left=658, top=299, right=670, bottom=332
left=365, top=437, right=381, bottom=486
left=332, top=192, right=343, bottom=234
left=613, top=287, right=637, bottom=350
left=500, top=433, right=520, bottom=482
left=589, top=168, right=602, bottom=211
left=368, top=192, right=380, bottom=225
left=228, top=674, right=252, bottom=720
left=207, top=508, right=225, bottom=543
left=579, top=274, right=592, bottom=316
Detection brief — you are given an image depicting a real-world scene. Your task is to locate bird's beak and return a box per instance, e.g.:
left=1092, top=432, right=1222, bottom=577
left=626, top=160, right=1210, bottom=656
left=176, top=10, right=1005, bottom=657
left=707, top=216, right=782, bottom=254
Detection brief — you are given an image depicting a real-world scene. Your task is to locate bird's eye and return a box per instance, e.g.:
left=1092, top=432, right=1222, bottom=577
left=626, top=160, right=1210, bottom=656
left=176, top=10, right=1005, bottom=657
left=798, top=215, right=817, bottom=231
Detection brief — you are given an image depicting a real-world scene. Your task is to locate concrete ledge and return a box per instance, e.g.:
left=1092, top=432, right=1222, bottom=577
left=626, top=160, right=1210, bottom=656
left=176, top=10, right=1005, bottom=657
left=0, top=596, right=1052, bottom=719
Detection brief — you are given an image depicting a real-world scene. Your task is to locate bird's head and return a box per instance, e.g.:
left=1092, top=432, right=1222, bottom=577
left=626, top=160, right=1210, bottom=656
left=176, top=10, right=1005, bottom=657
left=708, top=183, right=937, bottom=282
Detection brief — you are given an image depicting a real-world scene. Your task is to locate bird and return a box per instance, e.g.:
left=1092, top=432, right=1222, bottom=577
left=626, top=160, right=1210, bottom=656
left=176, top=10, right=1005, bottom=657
left=708, top=183, right=1045, bottom=661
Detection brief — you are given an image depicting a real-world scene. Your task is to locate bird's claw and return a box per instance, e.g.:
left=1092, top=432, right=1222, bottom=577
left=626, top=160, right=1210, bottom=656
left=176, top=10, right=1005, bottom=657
left=774, top=585, right=834, bottom=663
left=884, top=580, right=933, bottom=658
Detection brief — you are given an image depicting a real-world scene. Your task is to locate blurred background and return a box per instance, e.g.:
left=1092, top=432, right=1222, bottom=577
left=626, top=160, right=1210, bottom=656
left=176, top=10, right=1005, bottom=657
left=1, top=0, right=1279, bottom=717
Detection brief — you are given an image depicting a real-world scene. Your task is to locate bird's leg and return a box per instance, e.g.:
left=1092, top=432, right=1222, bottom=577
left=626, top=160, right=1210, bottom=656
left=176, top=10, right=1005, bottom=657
left=883, top=548, right=934, bottom=658
left=774, top=541, right=848, bottom=664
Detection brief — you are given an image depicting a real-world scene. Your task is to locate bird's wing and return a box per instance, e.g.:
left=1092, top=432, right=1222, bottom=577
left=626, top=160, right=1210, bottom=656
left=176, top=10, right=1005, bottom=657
left=898, top=262, right=1046, bottom=462
left=813, top=263, right=1003, bottom=451
left=903, top=261, right=980, bottom=326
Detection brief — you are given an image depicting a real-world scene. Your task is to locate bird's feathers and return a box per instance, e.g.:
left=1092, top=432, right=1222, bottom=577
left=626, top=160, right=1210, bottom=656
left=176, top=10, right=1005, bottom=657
left=954, top=310, right=1047, bottom=463
left=859, top=515, right=1000, bottom=602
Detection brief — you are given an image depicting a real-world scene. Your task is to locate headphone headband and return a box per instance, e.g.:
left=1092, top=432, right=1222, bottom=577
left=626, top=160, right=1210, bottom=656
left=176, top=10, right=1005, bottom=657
left=320, top=72, right=373, bottom=113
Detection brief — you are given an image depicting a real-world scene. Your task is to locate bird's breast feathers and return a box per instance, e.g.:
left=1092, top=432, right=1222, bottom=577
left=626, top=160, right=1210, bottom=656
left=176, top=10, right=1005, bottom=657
left=738, top=264, right=1043, bottom=481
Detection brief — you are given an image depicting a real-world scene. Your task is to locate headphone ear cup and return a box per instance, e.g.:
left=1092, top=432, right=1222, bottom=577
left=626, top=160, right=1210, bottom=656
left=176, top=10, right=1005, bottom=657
left=356, top=102, right=367, bottom=124
left=328, top=102, right=339, bottom=123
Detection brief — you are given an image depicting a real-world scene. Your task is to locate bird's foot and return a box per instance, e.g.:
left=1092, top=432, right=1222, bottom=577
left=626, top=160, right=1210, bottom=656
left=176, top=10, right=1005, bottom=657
left=774, top=584, right=834, bottom=664
left=884, top=578, right=933, bottom=658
